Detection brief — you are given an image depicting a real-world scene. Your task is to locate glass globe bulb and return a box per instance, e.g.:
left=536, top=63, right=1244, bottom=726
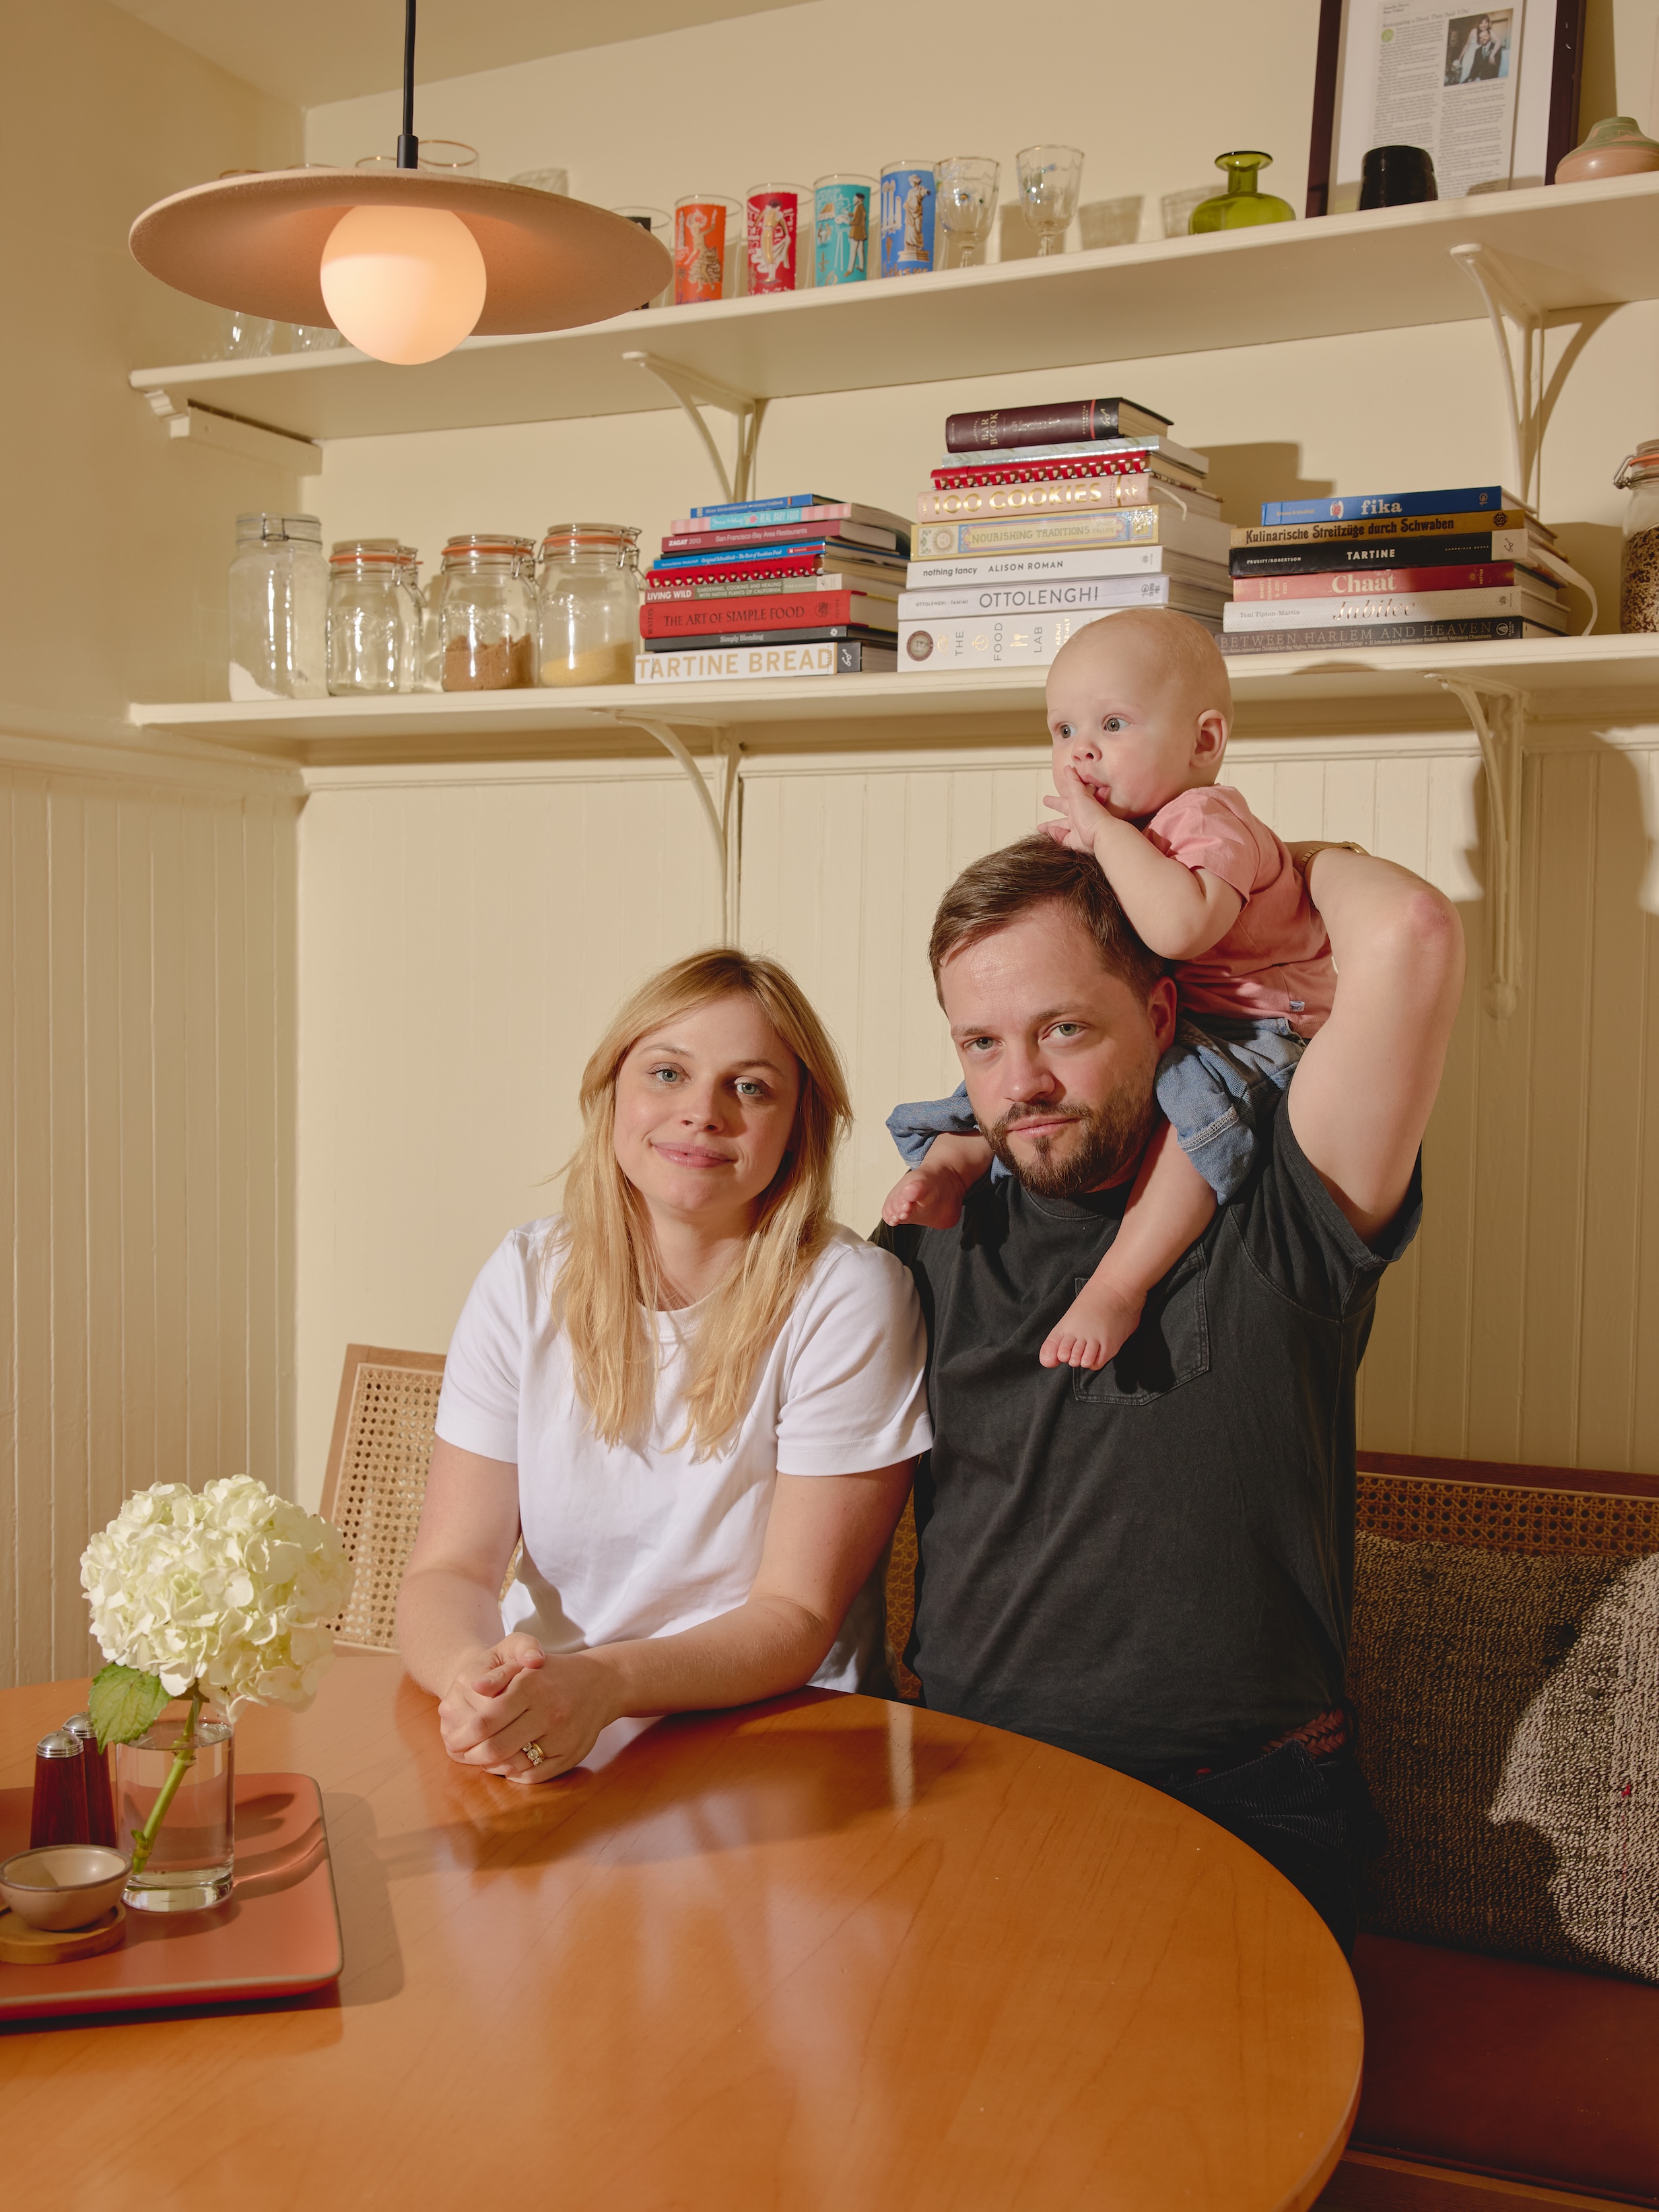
left=318, top=204, right=487, bottom=365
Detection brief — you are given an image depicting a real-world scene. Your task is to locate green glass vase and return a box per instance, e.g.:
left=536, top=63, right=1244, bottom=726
left=1189, top=150, right=1295, bottom=232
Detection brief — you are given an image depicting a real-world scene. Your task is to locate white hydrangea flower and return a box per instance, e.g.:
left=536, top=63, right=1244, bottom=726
left=81, top=1476, right=355, bottom=1710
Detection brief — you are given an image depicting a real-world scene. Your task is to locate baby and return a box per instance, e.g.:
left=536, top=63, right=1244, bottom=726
left=882, top=606, right=1336, bottom=1370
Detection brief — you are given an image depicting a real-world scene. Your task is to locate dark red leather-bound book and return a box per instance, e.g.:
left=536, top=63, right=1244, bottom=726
left=945, top=399, right=1172, bottom=453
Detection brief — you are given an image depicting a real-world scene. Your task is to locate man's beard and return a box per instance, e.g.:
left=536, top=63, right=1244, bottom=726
left=984, top=1084, right=1157, bottom=1199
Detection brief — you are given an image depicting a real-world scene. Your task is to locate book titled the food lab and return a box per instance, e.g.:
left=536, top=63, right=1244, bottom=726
left=901, top=609, right=1115, bottom=669
left=634, top=641, right=896, bottom=682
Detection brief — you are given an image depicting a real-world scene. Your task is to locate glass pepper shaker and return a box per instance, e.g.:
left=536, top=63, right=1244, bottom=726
left=62, top=1712, right=118, bottom=1848
left=30, top=1730, right=90, bottom=1848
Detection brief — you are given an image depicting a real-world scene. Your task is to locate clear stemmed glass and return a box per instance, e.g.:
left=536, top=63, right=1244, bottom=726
left=1016, top=144, right=1085, bottom=257
left=934, top=156, right=1000, bottom=269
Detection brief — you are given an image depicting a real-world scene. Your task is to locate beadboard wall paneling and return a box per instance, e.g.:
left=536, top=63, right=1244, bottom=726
left=1, top=756, right=298, bottom=1691
left=293, top=762, right=724, bottom=1506
left=738, top=729, right=1659, bottom=1477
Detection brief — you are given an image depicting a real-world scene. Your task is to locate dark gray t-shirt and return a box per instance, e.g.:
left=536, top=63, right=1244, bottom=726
left=875, top=1096, right=1421, bottom=1775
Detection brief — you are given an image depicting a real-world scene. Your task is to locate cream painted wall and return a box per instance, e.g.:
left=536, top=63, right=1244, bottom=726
left=1, top=3, right=304, bottom=1685
left=286, top=0, right=1659, bottom=1508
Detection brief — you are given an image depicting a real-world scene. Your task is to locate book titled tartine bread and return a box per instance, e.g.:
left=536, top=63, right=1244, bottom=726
left=634, top=641, right=897, bottom=681
left=945, top=398, right=1172, bottom=454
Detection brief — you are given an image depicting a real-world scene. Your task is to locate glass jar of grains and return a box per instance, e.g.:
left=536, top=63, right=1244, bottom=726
left=1615, top=440, right=1659, bottom=631
left=439, top=535, right=537, bottom=690
left=536, top=523, right=641, bottom=685
left=228, top=513, right=328, bottom=700
left=327, top=539, right=415, bottom=694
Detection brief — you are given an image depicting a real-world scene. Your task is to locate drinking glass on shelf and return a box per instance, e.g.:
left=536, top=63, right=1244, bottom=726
left=745, top=182, right=811, bottom=293
left=613, top=207, right=672, bottom=308
left=288, top=323, right=345, bottom=351
left=813, top=176, right=873, bottom=287
left=356, top=140, right=479, bottom=174
left=510, top=167, right=570, bottom=195
left=673, top=195, right=741, bottom=304
left=934, top=156, right=999, bottom=270
left=1016, top=144, right=1084, bottom=256
left=222, top=305, right=277, bottom=358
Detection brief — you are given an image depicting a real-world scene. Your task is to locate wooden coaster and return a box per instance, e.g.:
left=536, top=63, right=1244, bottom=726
left=0, top=1904, right=125, bottom=1966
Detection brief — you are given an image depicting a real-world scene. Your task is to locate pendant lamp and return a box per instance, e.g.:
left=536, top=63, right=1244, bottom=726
left=127, top=1, right=670, bottom=365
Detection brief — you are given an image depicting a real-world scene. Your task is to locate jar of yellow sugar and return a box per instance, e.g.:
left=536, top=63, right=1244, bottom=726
left=536, top=523, right=641, bottom=687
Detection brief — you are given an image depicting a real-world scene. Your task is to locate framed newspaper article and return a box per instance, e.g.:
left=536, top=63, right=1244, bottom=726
left=1306, top=0, right=1587, bottom=215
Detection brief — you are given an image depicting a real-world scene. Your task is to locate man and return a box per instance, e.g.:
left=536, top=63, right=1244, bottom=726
left=876, top=834, right=1464, bottom=1948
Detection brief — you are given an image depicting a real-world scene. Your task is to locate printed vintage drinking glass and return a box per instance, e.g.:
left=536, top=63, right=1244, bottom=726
left=879, top=161, right=937, bottom=277
left=674, top=195, right=742, bottom=303
left=934, top=156, right=999, bottom=269
left=746, top=183, right=811, bottom=293
left=1016, top=145, right=1084, bottom=256
left=813, top=175, right=873, bottom=287
left=1188, top=150, right=1296, bottom=231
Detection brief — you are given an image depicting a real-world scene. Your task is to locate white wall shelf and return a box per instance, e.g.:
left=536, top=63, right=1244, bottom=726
left=127, top=177, right=1659, bottom=446
left=130, top=634, right=1659, bottom=759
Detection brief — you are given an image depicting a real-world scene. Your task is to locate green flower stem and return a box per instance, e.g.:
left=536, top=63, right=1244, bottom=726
left=128, top=1683, right=203, bottom=1876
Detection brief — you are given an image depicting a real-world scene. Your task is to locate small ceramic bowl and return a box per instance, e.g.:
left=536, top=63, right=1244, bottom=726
left=0, top=1844, right=131, bottom=1930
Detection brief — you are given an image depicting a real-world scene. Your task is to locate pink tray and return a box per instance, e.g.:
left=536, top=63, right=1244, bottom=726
left=0, top=1772, right=342, bottom=2023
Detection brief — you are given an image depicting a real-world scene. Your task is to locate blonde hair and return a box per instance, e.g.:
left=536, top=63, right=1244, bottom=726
left=1052, top=606, right=1233, bottom=721
left=547, top=949, right=852, bottom=1456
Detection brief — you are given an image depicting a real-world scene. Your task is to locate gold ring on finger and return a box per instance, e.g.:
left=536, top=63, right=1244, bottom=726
left=523, top=1739, right=545, bottom=1768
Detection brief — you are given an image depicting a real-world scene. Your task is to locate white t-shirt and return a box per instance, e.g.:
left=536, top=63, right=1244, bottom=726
left=434, top=1220, right=933, bottom=1692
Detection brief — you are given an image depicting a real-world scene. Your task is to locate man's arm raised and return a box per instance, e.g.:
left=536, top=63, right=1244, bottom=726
left=1286, top=846, right=1466, bottom=1246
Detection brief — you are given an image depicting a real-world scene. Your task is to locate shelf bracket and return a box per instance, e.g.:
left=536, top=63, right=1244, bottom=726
left=597, top=711, right=742, bottom=943
left=1450, top=243, right=1545, bottom=515
left=1433, top=673, right=1527, bottom=1019
left=623, top=351, right=766, bottom=504
left=139, top=391, right=322, bottom=472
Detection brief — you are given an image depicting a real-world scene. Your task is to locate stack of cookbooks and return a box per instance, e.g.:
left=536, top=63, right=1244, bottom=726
left=1220, top=485, right=1568, bottom=655
left=897, top=397, right=1232, bottom=671
left=635, top=493, right=906, bottom=683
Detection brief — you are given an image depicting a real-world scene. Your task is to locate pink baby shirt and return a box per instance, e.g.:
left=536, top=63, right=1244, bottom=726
left=1143, top=783, right=1334, bottom=1033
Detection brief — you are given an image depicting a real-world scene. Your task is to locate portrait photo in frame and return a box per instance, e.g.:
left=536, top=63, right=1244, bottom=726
left=1306, top=0, right=1587, bottom=215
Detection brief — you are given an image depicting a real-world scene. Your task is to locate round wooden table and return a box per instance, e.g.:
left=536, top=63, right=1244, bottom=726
left=1, top=1656, right=1360, bottom=2209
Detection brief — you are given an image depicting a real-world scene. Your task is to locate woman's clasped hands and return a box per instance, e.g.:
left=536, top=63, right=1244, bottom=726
left=437, top=1630, right=617, bottom=1782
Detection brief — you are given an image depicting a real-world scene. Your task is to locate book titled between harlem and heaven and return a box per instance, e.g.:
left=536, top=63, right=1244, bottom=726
left=1223, top=586, right=1565, bottom=632
left=945, top=397, right=1173, bottom=453
left=1258, top=485, right=1524, bottom=526
left=634, top=641, right=898, bottom=682
left=913, top=508, right=1233, bottom=564
left=1217, top=617, right=1557, bottom=655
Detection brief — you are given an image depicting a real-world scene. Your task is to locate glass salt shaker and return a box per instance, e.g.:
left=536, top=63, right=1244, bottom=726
left=536, top=524, right=641, bottom=686
left=439, top=535, right=538, bottom=690
left=1615, top=439, right=1659, bottom=632
left=229, top=514, right=328, bottom=700
left=327, top=539, right=413, bottom=695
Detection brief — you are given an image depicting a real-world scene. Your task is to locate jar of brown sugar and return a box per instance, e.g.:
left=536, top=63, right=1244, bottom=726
left=439, top=534, right=537, bottom=690
left=537, top=524, right=641, bottom=686
left=1615, top=442, right=1659, bottom=632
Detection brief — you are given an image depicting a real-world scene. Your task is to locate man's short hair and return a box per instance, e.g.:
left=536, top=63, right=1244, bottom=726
left=928, top=834, right=1167, bottom=1001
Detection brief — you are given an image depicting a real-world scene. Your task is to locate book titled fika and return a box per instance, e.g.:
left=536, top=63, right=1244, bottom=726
left=1259, top=485, right=1521, bottom=526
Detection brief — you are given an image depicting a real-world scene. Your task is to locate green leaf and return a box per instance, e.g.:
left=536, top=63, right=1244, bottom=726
left=88, top=1664, right=170, bottom=1750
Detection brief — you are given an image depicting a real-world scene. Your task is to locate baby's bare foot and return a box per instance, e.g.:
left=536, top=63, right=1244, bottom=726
left=1040, top=1277, right=1147, bottom=1370
left=881, top=1165, right=966, bottom=1230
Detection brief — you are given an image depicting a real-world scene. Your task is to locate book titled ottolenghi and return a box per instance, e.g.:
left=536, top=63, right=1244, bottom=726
left=1260, top=486, right=1512, bottom=525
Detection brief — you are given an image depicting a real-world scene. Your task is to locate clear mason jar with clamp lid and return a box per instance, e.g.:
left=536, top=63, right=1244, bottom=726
left=535, top=524, right=641, bottom=686
left=327, top=539, right=414, bottom=694
left=1615, top=440, right=1659, bottom=632
left=439, top=535, right=537, bottom=690
left=229, top=513, right=328, bottom=700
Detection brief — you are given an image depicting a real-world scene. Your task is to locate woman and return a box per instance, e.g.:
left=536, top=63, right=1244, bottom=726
left=398, top=949, right=930, bottom=1782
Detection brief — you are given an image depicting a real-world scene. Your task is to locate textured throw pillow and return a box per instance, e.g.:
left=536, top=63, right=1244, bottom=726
left=1350, top=1529, right=1659, bottom=1982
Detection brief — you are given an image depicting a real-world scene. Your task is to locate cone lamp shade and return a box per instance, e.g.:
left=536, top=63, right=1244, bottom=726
left=128, top=168, right=672, bottom=364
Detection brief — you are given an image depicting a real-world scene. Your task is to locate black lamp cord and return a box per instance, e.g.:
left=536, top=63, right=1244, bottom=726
left=396, top=0, right=419, bottom=170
